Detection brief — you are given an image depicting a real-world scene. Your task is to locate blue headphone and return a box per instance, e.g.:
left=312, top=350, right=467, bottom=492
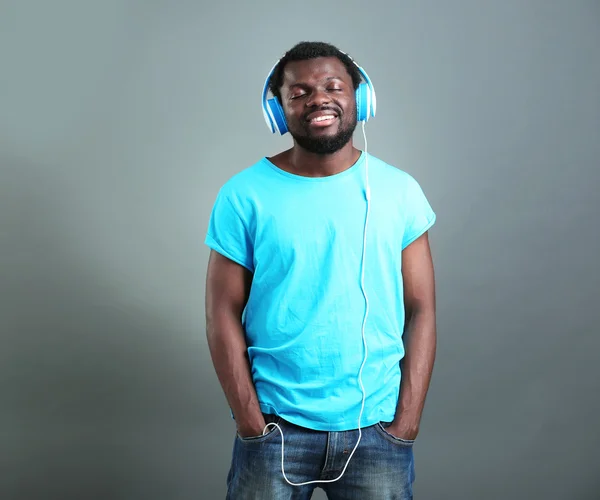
left=261, top=52, right=377, bottom=135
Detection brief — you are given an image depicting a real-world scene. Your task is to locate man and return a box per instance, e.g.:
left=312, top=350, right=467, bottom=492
left=205, top=41, right=437, bottom=500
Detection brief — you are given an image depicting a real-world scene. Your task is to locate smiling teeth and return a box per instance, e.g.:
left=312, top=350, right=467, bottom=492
left=312, top=115, right=335, bottom=122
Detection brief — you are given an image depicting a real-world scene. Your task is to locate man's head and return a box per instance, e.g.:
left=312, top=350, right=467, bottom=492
left=268, top=41, right=363, bottom=155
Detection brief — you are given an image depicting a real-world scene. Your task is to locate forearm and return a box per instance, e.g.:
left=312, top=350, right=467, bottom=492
left=395, top=307, right=437, bottom=428
left=206, top=312, right=264, bottom=434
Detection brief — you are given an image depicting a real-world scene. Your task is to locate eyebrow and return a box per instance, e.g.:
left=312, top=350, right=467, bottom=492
left=288, top=76, right=345, bottom=88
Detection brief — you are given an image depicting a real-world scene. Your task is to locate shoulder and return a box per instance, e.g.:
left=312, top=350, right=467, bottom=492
left=214, top=158, right=271, bottom=201
left=367, top=154, right=426, bottom=193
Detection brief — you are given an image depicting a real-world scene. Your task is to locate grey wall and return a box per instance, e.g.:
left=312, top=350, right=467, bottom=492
left=1, top=1, right=599, bottom=499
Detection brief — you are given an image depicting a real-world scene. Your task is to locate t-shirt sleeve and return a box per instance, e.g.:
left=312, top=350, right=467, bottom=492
left=402, top=174, right=436, bottom=249
left=205, top=189, right=254, bottom=271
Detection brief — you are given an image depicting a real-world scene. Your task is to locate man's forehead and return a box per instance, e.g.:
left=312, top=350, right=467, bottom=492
left=282, top=57, right=351, bottom=85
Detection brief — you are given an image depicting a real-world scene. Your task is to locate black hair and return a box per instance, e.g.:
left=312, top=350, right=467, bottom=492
left=268, top=41, right=363, bottom=102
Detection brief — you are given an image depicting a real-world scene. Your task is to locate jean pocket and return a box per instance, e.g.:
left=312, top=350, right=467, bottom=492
left=237, top=415, right=282, bottom=442
left=375, top=422, right=415, bottom=446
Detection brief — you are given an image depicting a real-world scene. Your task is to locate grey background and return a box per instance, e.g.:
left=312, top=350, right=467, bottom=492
left=1, top=0, right=599, bottom=499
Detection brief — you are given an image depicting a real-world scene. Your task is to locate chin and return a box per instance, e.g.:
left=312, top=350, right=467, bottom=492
left=291, top=121, right=356, bottom=154
left=307, top=129, right=339, bottom=139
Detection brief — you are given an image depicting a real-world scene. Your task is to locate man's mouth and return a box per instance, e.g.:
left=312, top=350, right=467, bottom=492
left=306, top=110, right=339, bottom=127
left=310, top=115, right=337, bottom=124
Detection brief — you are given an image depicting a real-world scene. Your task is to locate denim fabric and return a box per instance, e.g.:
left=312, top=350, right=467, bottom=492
left=226, top=415, right=416, bottom=499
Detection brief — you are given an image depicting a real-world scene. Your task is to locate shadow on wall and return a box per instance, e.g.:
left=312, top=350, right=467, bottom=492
left=1, top=154, right=232, bottom=499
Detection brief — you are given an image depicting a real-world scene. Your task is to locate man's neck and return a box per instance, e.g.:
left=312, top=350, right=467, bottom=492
left=273, top=143, right=362, bottom=178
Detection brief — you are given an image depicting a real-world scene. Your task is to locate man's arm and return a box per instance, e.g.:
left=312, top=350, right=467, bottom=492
left=205, top=250, right=265, bottom=438
left=388, top=232, right=437, bottom=440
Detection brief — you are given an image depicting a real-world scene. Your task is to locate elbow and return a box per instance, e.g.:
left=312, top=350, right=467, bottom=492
left=205, top=304, right=244, bottom=344
left=405, top=299, right=435, bottom=322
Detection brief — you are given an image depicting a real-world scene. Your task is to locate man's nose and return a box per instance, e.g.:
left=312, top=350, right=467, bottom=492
left=306, top=89, right=330, bottom=107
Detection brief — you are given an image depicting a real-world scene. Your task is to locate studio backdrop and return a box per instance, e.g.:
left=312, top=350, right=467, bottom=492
left=1, top=1, right=599, bottom=499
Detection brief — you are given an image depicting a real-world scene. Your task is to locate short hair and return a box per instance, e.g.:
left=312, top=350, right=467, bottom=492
left=268, top=41, right=363, bottom=102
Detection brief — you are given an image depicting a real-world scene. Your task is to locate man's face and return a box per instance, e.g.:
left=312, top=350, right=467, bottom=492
left=279, top=57, right=357, bottom=155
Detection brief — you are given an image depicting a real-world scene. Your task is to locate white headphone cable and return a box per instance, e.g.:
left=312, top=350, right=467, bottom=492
left=262, top=121, right=372, bottom=486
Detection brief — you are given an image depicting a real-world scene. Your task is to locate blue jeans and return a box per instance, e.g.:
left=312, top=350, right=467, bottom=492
left=226, top=414, right=416, bottom=499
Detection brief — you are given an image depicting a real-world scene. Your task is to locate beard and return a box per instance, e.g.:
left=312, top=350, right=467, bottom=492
left=289, top=106, right=358, bottom=155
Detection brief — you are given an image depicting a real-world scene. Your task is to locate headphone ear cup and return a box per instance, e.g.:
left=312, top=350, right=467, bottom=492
left=356, top=83, right=370, bottom=122
left=267, top=97, right=288, bottom=135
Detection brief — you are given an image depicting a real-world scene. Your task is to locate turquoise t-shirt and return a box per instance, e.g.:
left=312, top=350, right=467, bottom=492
left=205, top=152, right=436, bottom=431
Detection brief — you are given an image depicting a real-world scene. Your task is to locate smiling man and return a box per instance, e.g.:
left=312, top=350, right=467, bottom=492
left=205, top=41, right=437, bottom=499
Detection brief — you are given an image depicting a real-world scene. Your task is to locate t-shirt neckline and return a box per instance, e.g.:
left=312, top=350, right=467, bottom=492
left=262, top=151, right=365, bottom=182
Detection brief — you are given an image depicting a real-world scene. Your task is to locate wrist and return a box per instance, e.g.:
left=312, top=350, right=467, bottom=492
left=387, top=421, right=419, bottom=441
left=236, top=413, right=267, bottom=438
left=390, top=412, right=421, bottom=439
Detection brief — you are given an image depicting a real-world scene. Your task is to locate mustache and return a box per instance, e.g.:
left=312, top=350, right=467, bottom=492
left=303, top=106, right=342, bottom=121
